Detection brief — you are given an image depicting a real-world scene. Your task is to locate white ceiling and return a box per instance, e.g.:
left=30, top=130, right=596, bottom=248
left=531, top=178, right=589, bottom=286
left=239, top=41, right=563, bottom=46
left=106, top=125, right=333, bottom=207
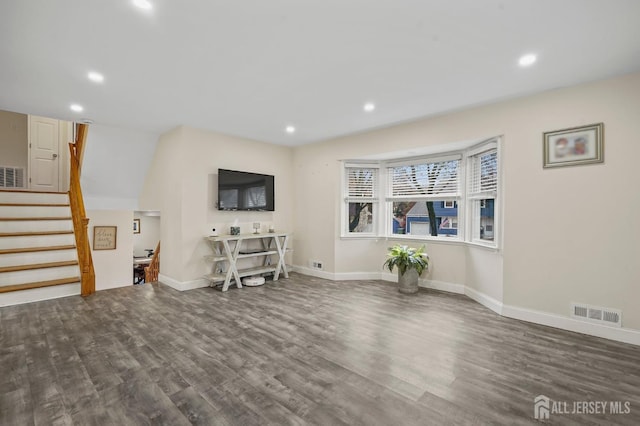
left=1, top=0, right=639, bottom=146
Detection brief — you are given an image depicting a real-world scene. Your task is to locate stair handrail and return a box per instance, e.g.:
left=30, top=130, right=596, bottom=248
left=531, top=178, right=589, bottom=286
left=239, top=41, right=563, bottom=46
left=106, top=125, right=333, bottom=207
left=68, top=123, right=95, bottom=296
left=144, top=241, right=160, bottom=283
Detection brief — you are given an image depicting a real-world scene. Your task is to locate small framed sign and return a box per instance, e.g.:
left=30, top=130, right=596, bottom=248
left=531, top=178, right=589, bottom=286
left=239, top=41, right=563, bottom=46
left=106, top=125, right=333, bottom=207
left=543, top=123, right=604, bottom=168
left=133, top=219, right=141, bottom=234
left=93, top=226, right=117, bottom=250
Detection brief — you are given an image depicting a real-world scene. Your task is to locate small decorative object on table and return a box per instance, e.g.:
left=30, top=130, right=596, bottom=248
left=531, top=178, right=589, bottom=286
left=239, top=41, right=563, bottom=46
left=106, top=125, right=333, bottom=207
left=268, top=224, right=275, bottom=233
left=383, top=244, right=429, bottom=294
left=253, top=222, right=261, bottom=234
left=230, top=226, right=240, bottom=235
left=211, top=228, right=219, bottom=237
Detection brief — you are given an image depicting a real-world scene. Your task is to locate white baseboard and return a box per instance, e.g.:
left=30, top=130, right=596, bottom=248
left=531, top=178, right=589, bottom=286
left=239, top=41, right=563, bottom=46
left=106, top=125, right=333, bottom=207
left=158, top=274, right=209, bottom=292
left=501, top=304, right=640, bottom=346
left=294, top=266, right=465, bottom=295
left=291, top=265, right=336, bottom=280
left=335, top=271, right=384, bottom=281
left=380, top=271, right=465, bottom=294
left=422, top=279, right=465, bottom=294
left=292, top=266, right=640, bottom=346
left=97, top=282, right=133, bottom=291
left=464, top=286, right=504, bottom=315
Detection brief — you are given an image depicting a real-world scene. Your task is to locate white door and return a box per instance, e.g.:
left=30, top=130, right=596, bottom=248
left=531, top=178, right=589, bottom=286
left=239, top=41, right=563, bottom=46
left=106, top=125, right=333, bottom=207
left=29, top=115, right=60, bottom=192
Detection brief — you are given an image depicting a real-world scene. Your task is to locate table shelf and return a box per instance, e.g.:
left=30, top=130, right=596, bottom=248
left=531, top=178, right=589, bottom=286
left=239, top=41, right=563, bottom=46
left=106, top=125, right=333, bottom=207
left=203, top=232, right=291, bottom=291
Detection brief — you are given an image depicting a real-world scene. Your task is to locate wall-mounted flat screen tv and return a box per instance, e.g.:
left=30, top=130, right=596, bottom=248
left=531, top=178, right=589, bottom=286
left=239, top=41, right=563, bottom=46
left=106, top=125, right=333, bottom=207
left=217, top=169, right=275, bottom=211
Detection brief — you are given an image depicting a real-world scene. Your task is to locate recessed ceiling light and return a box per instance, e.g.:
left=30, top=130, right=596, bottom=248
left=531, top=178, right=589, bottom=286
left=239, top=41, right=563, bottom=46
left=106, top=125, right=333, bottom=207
left=87, top=71, right=104, bottom=83
left=364, top=102, right=376, bottom=112
left=285, top=126, right=296, bottom=134
left=133, top=0, right=152, bottom=10
left=70, top=104, right=84, bottom=113
left=518, top=53, right=537, bottom=67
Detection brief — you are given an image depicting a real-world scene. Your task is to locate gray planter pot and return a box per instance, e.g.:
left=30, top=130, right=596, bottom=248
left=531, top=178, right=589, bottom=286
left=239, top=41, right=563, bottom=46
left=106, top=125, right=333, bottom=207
left=398, top=268, right=420, bottom=294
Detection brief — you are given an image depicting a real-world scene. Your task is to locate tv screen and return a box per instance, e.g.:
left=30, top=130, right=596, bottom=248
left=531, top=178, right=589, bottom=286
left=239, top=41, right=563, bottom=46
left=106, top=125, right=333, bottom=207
left=217, top=169, right=275, bottom=211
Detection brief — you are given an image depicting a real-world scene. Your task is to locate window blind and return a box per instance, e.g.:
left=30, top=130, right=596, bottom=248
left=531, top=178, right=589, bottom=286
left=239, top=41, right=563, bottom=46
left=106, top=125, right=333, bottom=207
left=345, top=167, right=378, bottom=200
left=388, top=159, right=460, bottom=199
left=469, top=149, right=497, bottom=199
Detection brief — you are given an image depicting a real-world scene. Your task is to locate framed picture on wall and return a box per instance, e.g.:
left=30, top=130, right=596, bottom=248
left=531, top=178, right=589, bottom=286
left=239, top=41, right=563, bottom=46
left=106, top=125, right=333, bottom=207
left=133, top=219, right=141, bottom=234
left=93, top=226, right=117, bottom=250
left=543, top=123, right=604, bottom=168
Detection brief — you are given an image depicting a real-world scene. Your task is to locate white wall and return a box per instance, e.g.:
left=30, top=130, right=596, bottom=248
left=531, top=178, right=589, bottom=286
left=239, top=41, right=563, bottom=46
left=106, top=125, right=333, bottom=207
left=83, top=123, right=159, bottom=210
left=133, top=212, right=160, bottom=257
left=292, top=71, right=640, bottom=331
left=139, top=126, right=294, bottom=285
left=0, top=110, right=28, bottom=170
left=88, top=210, right=134, bottom=290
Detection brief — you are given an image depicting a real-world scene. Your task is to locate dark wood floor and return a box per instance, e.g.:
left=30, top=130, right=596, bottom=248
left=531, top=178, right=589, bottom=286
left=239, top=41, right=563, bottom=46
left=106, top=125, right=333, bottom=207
left=1, top=273, right=639, bottom=425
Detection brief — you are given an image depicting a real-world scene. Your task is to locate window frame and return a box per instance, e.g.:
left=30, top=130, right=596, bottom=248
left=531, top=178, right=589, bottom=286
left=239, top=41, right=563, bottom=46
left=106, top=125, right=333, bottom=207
left=385, top=153, right=463, bottom=241
left=341, top=162, right=380, bottom=238
left=340, top=137, right=501, bottom=248
left=465, top=139, right=499, bottom=248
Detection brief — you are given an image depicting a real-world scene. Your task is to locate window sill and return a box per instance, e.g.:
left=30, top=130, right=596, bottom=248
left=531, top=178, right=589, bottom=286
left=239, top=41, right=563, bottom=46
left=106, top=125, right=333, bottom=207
left=340, top=234, right=382, bottom=240
left=386, top=235, right=464, bottom=246
left=340, top=234, right=500, bottom=251
left=466, top=240, right=499, bottom=252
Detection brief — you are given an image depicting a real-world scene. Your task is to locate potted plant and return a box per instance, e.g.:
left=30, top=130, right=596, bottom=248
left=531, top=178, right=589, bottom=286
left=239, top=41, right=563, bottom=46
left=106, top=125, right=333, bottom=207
left=383, top=245, right=429, bottom=294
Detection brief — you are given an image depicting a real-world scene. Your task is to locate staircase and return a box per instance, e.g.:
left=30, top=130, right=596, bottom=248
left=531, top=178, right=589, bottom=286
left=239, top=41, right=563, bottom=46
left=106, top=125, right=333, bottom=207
left=0, top=190, right=81, bottom=306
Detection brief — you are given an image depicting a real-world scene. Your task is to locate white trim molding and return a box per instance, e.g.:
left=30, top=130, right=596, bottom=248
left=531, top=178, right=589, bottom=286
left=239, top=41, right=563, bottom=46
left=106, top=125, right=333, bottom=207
left=501, top=304, right=640, bottom=347
left=421, top=279, right=465, bottom=294
left=158, top=274, right=209, bottom=292
left=464, top=286, right=503, bottom=315
left=292, top=267, right=640, bottom=346
left=291, top=265, right=336, bottom=281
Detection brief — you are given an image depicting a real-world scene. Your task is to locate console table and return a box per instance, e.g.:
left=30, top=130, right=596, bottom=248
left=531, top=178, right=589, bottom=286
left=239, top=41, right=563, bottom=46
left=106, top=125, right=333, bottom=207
left=204, top=232, right=290, bottom=291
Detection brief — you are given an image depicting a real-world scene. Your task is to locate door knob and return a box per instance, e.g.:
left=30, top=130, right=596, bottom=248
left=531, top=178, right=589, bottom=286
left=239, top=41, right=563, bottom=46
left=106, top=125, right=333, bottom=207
left=52, top=154, right=58, bottom=159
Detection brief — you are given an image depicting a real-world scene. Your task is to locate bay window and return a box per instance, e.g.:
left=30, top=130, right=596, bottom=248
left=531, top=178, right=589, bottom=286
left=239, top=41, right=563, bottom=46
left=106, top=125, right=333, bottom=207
left=341, top=137, right=500, bottom=248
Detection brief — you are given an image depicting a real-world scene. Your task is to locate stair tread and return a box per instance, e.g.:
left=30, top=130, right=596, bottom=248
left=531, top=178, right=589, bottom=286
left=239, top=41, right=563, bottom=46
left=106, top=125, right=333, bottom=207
left=0, top=245, right=76, bottom=255
left=0, top=189, right=67, bottom=195
left=0, top=203, right=70, bottom=207
left=0, top=260, right=78, bottom=273
left=0, top=231, right=74, bottom=237
left=0, top=217, right=72, bottom=221
left=0, top=277, right=80, bottom=293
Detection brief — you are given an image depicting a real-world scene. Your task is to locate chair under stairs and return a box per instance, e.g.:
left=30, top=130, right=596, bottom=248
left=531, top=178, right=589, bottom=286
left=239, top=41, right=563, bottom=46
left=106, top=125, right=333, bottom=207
left=0, top=190, right=81, bottom=306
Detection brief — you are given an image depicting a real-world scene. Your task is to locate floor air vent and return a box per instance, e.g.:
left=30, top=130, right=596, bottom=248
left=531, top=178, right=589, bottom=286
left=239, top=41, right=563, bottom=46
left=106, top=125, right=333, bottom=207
left=572, top=303, right=622, bottom=327
left=0, top=167, right=25, bottom=188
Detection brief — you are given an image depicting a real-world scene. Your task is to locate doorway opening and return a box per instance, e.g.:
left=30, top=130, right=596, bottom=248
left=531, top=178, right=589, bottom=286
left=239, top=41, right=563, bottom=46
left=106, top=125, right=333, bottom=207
left=133, top=210, right=161, bottom=285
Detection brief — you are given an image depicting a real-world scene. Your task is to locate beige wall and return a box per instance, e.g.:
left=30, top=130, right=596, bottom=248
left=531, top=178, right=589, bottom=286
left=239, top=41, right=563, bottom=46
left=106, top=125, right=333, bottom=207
left=139, top=126, right=185, bottom=281
left=292, top=71, right=640, bottom=330
left=139, top=126, right=294, bottom=283
left=0, top=110, right=28, bottom=170
left=83, top=123, right=159, bottom=210
left=88, top=210, right=135, bottom=291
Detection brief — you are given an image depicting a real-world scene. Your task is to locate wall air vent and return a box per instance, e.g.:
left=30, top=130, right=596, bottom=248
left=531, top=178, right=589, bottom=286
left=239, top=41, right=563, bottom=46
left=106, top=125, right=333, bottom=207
left=588, top=308, right=603, bottom=321
left=0, top=167, right=25, bottom=188
left=571, top=303, right=622, bottom=327
left=573, top=304, right=588, bottom=318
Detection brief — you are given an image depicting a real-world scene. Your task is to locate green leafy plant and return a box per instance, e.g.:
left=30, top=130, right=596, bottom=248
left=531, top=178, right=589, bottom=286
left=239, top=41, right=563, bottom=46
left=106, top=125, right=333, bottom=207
left=383, top=245, right=429, bottom=276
